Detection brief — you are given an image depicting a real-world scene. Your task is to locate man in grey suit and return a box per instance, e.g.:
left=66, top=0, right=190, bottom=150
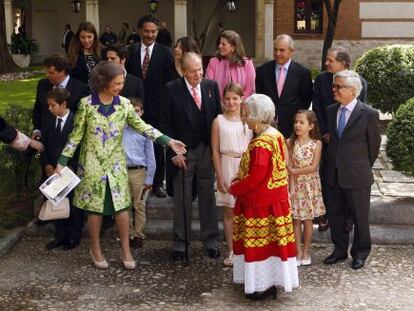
left=161, top=52, right=221, bottom=262
left=323, top=70, right=381, bottom=270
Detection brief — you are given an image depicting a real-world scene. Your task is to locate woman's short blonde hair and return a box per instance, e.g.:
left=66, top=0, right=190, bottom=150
left=244, top=94, right=275, bottom=125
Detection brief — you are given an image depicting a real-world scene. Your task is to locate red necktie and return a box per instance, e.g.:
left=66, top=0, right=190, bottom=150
left=142, top=47, right=150, bottom=79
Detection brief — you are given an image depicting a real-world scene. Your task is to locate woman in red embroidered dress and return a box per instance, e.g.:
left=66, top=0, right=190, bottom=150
left=229, top=94, right=299, bottom=300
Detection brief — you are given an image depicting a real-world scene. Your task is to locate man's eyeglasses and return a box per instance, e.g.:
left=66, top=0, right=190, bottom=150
left=332, top=84, right=351, bottom=90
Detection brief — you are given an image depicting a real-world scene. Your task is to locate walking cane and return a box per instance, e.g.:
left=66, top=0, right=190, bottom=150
left=181, top=168, right=189, bottom=263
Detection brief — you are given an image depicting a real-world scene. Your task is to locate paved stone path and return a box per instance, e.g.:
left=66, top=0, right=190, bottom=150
left=0, top=233, right=413, bottom=310
left=372, top=135, right=414, bottom=198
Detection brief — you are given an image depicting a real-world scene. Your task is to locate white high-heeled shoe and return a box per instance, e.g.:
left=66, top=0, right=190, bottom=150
left=121, top=254, right=136, bottom=270
left=301, top=256, right=312, bottom=266
left=90, top=249, right=109, bottom=269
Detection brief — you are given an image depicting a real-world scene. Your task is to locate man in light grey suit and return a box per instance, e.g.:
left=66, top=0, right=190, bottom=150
left=323, top=70, right=381, bottom=270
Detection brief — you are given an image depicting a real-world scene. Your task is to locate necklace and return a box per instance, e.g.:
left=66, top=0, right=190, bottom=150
left=98, top=93, right=113, bottom=105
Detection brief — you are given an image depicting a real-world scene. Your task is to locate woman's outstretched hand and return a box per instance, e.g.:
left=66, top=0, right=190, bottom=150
left=55, top=164, right=64, bottom=176
left=168, top=139, right=187, bottom=155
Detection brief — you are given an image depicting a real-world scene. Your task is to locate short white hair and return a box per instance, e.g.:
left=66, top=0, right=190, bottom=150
left=275, top=34, right=294, bottom=50
left=334, top=70, right=362, bottom=98
left=244, top=94, right=275, bottom=125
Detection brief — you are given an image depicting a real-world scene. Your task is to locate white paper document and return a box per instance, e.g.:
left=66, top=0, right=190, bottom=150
left=39, top=166, right=81, bottom=206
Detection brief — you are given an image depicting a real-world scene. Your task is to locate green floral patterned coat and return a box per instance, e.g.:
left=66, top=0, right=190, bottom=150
left=61, top=94, right=166, bottom=214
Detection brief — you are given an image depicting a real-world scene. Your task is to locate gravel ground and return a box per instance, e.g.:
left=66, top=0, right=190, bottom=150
left=0, top=232, right=413, bottom=311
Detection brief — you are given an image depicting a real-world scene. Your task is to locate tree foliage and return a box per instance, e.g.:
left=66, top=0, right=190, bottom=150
left=355, top=45, right=414, bottom=114
left=386, top=98, right=414, bottom=176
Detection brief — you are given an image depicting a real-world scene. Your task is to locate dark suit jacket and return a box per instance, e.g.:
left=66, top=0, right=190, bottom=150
left=0, top=116, right=17, bottom=144
left=126, top=42, right=173, bottom=124
left=256, top=60, right=313, bottom=138
left=63, top=30, right=74, bottom=53
left=121, top=73, right=145, bottom=102
left=313, top=71, right=368, bottom=136
left=326, top=100, right=381, bottom=189
left=32, top=77, right=88, bottom=133
left=40, top=112, right=78, bottom=170
left=160, top=78, right=222, bottom=195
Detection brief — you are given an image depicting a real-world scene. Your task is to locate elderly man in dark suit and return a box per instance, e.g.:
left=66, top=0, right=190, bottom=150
left=313, top=46, right=368, bottom=232
left=104, top=44, right=145, bottom=101
left=324, top=70, right=381, bottom=270
left=255, top=34, right=313, bottom=138
left=160, top=52, right=221, bottom=262
left=127, top=15, right=174, bottom=198
left=32, top=55, right=88, bottom=138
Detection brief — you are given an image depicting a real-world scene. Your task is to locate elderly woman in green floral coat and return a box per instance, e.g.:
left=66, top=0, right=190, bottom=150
left=56, top=61, right=186, bottom=270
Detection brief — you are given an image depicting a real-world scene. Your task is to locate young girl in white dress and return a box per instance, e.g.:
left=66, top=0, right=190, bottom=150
left=211, top=82, right=253, bottom=266
left=287, top=110, right=326, bottom=266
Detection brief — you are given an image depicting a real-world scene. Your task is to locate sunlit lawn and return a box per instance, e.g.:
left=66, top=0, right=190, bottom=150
left=0, top=74, right=42, bottom=114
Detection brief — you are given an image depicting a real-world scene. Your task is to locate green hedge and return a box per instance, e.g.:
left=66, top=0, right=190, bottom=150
left=355, top=45, right=414, bottom=115
left=386, top=98, right=414, bottom=176
left=0, top=106, right=41, bottom=232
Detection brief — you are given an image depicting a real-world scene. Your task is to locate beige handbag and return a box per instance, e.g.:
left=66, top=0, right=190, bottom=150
left=39, top=198, right=70, bottom=221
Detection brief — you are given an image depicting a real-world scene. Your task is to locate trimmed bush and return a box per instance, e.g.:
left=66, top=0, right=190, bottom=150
left=386, top=98, right=414, bottom=176
left=0, top=106, right=41, bottom=232
left=355, top=45, right=414, bottom=114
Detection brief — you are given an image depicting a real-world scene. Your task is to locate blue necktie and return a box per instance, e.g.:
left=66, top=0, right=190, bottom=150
left=337, top=107, right=347, bottom=138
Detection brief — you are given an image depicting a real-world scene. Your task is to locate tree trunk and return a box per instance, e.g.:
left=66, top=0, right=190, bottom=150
left=0, top=0, right=17, bottom=73
left=321, top=0, right=342, bottom=71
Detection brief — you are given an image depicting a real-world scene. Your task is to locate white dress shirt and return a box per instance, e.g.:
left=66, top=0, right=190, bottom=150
left=184, top=78, right=201, bottom=99
left=56, top=109, right=70, bottom=131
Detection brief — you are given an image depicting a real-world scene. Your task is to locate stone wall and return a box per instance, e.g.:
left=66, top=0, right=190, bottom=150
left=292, top=39, right=414, bottom=70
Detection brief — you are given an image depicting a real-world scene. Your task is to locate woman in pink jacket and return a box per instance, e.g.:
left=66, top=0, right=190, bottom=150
left=206, top=30, right=255, bottom=100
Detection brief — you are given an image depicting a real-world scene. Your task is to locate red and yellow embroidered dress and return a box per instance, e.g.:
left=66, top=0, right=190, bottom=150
left=229, top=132, right=299, bottom=294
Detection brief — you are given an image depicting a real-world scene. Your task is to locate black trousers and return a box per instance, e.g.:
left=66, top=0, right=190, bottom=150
left=153, top=143, right=165, bottom=189
left=54, top=193, right=84, bottom=243
left=327, top=173, right=371, bottom=261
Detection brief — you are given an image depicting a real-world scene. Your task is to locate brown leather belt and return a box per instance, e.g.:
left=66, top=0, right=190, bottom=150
left=127, top=165, right=146, bottom=170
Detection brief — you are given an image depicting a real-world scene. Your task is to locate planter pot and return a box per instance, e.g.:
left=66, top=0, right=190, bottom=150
left=11, top=54, right=31, bottom=68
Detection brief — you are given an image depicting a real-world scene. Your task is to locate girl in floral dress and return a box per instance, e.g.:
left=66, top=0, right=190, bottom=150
left=287, top=110, right=325, bottom=266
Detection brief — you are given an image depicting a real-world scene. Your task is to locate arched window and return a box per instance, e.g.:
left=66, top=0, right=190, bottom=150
left=294, top=0, right=323, bottom=33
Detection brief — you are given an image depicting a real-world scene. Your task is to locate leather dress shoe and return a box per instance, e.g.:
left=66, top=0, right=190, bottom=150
left=46, top=240, right=67, bottom=250
left=206, top=247, right=221, bottom=259
left=130, top=237, right=144, bottom=249
left=171, top=251, right=185, bottom=262
left=351, top=259, right=365, bottom=270
left=152, top=187, right=166, bottom=198
left=62, top=240, right=80, bottom=251
left=324, top=252, right=348, bottom=264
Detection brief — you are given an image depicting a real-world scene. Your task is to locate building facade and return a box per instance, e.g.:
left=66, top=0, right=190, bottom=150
left=4, top=0, right=414, bottom=69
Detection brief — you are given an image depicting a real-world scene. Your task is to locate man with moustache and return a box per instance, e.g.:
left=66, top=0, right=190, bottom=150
left=255, top=34, right=312, bottom=138
left=313, top=46, right=368, bottom=232
left=160, top=52, right=221, bottom=262
left=127, top=15, right=174, bottom=198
